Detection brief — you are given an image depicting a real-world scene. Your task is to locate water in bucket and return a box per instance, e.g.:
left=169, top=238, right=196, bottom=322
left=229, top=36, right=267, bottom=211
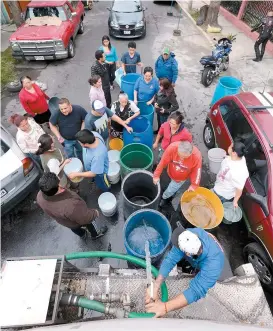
left=128, top=219, right=164, bottom=256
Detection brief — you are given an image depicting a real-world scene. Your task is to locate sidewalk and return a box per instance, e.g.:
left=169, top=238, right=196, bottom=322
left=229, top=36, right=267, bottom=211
left=177, top=1, right=273, bottom=92
left=1, top=24, right=16, bottom=52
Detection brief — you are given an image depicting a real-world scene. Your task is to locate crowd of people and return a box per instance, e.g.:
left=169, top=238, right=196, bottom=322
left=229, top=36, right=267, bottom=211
left=9, top=34, right=251, bottom=317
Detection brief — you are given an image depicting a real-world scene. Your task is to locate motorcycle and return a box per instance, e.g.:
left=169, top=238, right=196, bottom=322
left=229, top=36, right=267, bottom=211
left=200, top=35, right=236, bottom=87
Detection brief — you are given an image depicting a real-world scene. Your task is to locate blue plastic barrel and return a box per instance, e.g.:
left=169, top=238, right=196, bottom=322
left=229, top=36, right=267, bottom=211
left=123, top=209, right=172, bottom=264
left=121, top=73, right=141, bottom=101
left=211, top=76, right=242, bottom=106
left=123, top=116, right=153, bottom=148
left=137, top=101, right=154, bottom=126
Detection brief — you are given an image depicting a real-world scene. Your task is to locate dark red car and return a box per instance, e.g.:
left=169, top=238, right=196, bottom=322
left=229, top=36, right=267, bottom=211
left=203, top=91, right=273, bottom=292
left=9, top=0, right=85, bottom=61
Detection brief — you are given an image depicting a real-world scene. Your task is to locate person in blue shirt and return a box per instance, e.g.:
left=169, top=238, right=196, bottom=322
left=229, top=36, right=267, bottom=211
left=121, top=41, right=142, bottom=74
left=145, top=227, right=230, bottom=318
left=99, top=35, right=118, bottom=89
left=68, top=130, right=110, bottom=192
left=134, top=67, right=160, bottom=106
left=155, top=47, right=178, bottom=87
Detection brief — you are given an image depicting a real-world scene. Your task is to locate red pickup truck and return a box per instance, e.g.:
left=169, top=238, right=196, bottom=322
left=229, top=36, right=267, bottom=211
left=9, top=0, right=85, bottom=61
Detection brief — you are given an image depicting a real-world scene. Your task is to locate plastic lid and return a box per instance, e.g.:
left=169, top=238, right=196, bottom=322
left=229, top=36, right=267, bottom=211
left=63, top=158, right=83, bottom=175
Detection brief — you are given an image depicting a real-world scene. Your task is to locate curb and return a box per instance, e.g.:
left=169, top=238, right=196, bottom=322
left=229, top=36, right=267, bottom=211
left=176, top=1, right=213, bottom=46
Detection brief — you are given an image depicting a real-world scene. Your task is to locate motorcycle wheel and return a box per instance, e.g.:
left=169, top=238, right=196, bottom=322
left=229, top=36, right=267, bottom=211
left=201, top=67, right=214, bottom=87
left=223, top=55, right=229, bottom=71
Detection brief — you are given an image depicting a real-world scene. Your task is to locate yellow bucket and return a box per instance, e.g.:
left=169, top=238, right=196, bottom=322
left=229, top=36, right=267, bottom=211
left=181, top=187, right=224, bottom=229
left=109, top=138, right=124, bottom=151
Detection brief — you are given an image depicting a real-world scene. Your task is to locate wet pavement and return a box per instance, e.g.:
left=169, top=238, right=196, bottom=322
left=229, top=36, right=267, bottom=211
left=0, top=0, right=267, bottom=302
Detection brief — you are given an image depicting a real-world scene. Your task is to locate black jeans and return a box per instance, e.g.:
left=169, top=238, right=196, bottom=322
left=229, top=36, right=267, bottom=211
left=254, top=37, right=269, bottom=60
left=106, top=63, right=116, bottom=86
left=71, top=219, right=100, bottom=238
left=103, top=86, right=112, bottom=108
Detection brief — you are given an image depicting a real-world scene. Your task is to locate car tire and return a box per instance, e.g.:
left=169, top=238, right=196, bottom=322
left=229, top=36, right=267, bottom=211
left=243, top=242, right=273, bottom=293
left=201, top=67, right=214, bottom=87
left=78, top=19, right=84, bottom=34
left=142, top=27, right=146, bottom=38
left=203, top=122, right=215, bottom=148
left=67, top=39, right=75, bottom=58
left=6, top=80, right=22, bottom=92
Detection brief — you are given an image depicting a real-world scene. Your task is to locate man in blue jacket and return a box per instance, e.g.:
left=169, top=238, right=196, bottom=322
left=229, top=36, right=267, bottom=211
left=145, top=227, right=228, bottom=317
left=155, top=47, right=178, bottom=86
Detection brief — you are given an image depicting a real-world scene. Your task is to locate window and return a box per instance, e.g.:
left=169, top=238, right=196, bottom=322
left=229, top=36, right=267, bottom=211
left=1, top=140, right=10, bottom=157
left=69, top=1, right=79, bottom=10
left=64, top=4, right=72, bottom=19
left=219, top=100, right=252, bottom=141
left=112, top=0, right=142, bottom=13
left=26, top=6, right=67, bottom=21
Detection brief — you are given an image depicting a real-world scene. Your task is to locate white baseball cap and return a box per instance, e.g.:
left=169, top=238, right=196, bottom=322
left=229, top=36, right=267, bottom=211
left=92, top=100, right=105, bottom=114
left=173, top=229, right=202, bottom=255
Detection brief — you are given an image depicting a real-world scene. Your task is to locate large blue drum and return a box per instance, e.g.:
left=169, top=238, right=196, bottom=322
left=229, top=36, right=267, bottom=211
left=123, top=116, right=153, bottom=148
left=121, top=73, right=141, bottom=101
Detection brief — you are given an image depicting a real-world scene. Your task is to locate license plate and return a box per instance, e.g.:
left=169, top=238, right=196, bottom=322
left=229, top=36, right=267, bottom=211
left=1, top=189, right=7, bottom=198
left=34, top=56, right=45, bottom=60
left=123, top=30, right=131, bottom=35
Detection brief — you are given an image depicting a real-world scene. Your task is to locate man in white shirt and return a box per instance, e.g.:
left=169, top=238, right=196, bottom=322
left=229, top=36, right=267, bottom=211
left=213, top=142, right=249, bottom=208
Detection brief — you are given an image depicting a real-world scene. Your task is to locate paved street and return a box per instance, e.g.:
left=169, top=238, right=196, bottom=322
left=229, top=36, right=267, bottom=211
left=0, top=0, right=258, bottom=272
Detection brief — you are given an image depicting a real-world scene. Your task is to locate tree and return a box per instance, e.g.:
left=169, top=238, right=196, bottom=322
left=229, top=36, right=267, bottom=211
left=206, top=0, right=222, bottom=32
left=6, top=1, right=23, bottom=27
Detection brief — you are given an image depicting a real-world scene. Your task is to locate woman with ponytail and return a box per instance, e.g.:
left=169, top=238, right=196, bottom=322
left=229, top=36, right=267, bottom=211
left=36, top=134, right=71, bottom=187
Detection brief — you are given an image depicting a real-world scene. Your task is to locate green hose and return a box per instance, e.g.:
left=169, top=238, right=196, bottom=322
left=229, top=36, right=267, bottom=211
left=78, top=297, right=106, bottom=313
left=65, top=251, right=169, bottom=318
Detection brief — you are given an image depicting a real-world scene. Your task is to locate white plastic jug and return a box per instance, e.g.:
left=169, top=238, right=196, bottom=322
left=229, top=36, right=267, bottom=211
left=108, top=162, right=120, bottom=184
left=63, top=158, right=83, bottom=183
left=208, top=148, right=226, bottom=174
left=47, top=158, right=60, bottom=175
left=108, top=150, right=120, bottom=163
left=98, top=192, right=117, bottom=217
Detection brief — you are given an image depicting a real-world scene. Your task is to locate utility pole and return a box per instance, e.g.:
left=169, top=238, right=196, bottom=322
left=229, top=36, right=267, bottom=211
left=6, top=1, right=23, bottom=27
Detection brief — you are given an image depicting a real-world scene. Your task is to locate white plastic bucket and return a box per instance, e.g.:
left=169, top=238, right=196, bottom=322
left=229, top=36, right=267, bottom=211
left=63, top=157, right=83, bottom=183
left=47, top=158, right=60, bottom=175
left=108, top=150, right=120, bottom=163
left=208, top=148, right=226, bottom=174
left=108, top=162, right=120, bottom=184
left=98, top=192, right=117, bottom=217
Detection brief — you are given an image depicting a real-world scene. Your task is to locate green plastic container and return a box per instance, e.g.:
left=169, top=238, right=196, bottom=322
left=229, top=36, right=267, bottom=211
left=120, top=143, right=154, bottom=179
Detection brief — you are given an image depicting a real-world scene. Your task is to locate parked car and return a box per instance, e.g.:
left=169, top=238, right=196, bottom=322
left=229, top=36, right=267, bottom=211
left=203, top=91, right=273, bottom=292
left=1, top=125, right=40, bottom=215
left=9, top=0, right=85, bottom=61
left=108, top=0, right=146, bottom=39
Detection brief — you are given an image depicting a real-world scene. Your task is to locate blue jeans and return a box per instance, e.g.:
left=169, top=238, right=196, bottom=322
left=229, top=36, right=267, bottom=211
left=64, top=139, right=82, bottom=160
left=211, top=188, right=231, bottom=203
left=95, top=174, right=111, bottom=192
left=163, top=180, right=186, bottom=199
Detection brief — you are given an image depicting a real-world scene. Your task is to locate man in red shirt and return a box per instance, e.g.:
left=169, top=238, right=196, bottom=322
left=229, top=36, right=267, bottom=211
left=153, top=141, right=202, bottom=207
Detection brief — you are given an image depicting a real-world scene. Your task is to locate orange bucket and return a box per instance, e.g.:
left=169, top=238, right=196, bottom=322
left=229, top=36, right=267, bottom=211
left=109, top=138, right=124, bottom=151
left=181, top=187, right=224, bottom=229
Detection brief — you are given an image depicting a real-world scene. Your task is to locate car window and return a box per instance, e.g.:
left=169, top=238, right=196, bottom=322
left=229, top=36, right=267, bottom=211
left=64, top=4, right=72, bottom=18
left=1, top=140, right=10, bottom=157
left=219, top=100, right=252, bottom=140
left=25, top=6, right=67, bottom=21
left=112, top=0, right=142, bottom=12
left=69, top=1, right=79, bottom=10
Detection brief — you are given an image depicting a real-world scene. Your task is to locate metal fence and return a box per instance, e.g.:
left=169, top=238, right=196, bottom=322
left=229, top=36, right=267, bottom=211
left=242, top=1, right=273, bottom=28
left=221, top=1, right=242, bottom=16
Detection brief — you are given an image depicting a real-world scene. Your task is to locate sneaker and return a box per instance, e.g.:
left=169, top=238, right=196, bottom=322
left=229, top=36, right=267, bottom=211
left=91, top=226, right=108, bottom=240
left=159, top=197, right=173, bottom=208
left=252, top=58, right=260, bottom=62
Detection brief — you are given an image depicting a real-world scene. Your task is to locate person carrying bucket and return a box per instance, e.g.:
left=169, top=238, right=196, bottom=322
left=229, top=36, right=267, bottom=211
left=212, top=142, right=249, bottom=208
left=134, top=67, right=160, bottom=106
left=110, top=92, right=140, bottom=139
left=145, top=226, right=232, bottom=317
left=68, top=130, right=111, bottom=192
left=153, top=141, right=202, bottom=208
left=37, top=172, right=108, bottom=240
left=121, top=41, right=142, bottom=75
